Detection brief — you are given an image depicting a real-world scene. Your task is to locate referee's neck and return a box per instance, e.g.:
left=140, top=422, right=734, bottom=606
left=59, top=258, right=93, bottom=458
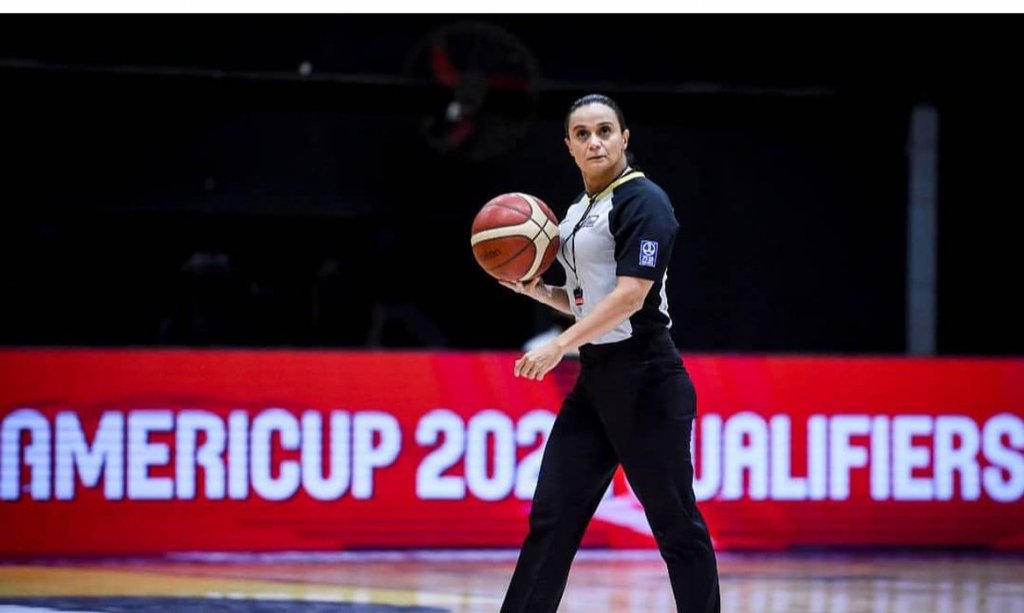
left=584, top=163, right=631, bottom=199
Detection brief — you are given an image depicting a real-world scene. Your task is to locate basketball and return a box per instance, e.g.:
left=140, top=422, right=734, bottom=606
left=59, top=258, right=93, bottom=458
left=470, top=192, right=560, bottom=283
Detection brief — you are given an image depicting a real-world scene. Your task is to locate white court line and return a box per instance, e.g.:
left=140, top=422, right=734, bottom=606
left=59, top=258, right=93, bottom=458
left=168, top=548, right=667, bottom=564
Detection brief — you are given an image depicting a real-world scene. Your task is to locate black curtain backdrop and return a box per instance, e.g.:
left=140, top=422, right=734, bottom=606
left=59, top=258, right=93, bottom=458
left=1, top=14, right=1021, bottom=354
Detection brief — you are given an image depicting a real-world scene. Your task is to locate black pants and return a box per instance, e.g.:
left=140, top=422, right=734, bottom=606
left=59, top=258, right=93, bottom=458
left=501, top=330, right=720, bottom=613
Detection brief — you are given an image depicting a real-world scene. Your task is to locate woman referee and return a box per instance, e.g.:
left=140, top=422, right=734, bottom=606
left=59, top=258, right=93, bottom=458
left=497, top=94, right=721, bottom=613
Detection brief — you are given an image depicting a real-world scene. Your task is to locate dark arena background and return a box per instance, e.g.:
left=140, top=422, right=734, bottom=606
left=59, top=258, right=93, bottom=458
left=1, top=13, right=1022, bottom=613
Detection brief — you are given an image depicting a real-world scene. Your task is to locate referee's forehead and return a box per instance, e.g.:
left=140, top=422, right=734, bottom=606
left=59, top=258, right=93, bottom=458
left=568, top=103, right=621, bottom=131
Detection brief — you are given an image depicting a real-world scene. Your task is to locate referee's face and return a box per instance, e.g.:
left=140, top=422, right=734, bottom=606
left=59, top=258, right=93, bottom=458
left=565, top=103, right=630, bottom=179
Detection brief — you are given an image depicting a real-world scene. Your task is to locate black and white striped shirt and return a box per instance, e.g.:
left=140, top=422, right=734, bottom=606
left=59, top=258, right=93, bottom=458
left=555, top=172, right=679, bottom=345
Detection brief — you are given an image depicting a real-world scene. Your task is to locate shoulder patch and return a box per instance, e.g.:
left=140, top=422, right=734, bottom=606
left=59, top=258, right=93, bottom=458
left=639, top=240, right=658, bottom=267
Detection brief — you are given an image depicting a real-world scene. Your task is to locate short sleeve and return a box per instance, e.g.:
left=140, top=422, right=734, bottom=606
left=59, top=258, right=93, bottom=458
left=610, top=185, right=679, bottom=281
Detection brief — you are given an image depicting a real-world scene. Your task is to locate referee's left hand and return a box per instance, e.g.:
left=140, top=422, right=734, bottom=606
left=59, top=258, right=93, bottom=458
left=514, top=340, right=565, bottom=381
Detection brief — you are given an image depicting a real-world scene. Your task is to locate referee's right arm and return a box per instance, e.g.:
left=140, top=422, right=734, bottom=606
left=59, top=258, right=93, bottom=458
left=500, top=279, right=573, bottom=315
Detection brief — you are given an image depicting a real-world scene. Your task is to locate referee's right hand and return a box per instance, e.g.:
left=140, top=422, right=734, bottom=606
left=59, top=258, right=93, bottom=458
left=499, top=277, right=543, bottom=297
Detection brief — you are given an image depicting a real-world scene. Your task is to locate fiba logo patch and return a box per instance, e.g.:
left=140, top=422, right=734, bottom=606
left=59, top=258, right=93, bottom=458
left=639, top=240, right=658, bottom=267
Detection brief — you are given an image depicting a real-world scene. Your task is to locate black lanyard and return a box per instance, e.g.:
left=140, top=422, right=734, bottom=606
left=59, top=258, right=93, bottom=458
left=561, top=169, right=646, bottom=287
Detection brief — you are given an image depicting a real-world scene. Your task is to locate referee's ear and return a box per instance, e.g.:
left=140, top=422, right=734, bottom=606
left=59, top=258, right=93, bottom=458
left=622, top=128, right=630, bottom=150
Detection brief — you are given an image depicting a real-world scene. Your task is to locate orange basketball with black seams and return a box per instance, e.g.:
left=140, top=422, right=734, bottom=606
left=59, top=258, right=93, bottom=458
left=470, top=193, right=560, bottom=283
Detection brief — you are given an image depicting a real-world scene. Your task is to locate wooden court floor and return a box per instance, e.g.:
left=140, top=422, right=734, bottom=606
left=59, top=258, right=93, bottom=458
left=1, top=550, right=1022, bottom=612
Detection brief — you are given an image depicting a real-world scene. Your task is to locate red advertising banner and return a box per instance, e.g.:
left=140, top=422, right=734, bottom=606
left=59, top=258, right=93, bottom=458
left=1, top=349, right=1021, bottom=556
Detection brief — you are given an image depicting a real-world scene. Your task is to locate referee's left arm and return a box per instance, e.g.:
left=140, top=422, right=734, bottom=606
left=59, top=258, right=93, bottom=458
left=513, top=275, right=652, bottom=380
left=551, top=276, right=652, bottom=353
